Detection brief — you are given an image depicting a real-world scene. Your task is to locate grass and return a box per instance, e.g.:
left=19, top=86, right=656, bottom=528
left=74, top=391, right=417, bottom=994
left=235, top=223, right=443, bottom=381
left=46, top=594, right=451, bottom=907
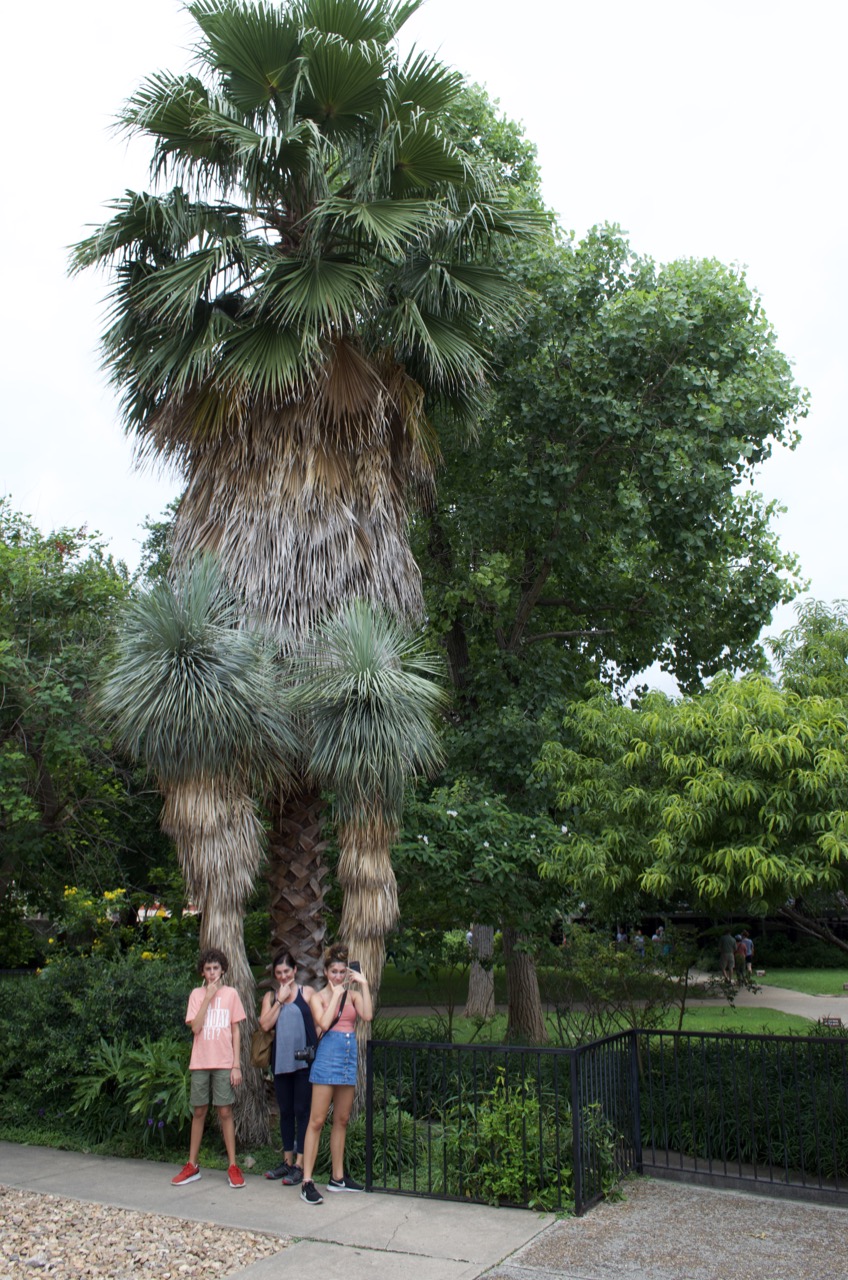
left=374, top=1000, right=815, bottom=1045
left=757, top=968, right=848, bottom=996
left=673, top=1004, right=813, bottom=1036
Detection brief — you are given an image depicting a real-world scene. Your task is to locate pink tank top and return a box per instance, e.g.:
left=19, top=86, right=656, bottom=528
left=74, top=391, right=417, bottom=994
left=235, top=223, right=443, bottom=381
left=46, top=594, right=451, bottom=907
left=332, top=995, right=357, bottom=1032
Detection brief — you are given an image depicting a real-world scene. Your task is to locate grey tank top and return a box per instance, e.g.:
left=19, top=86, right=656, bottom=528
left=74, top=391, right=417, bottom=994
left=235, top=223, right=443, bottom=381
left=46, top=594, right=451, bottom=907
left=273, top=994, right=309, bottom=1074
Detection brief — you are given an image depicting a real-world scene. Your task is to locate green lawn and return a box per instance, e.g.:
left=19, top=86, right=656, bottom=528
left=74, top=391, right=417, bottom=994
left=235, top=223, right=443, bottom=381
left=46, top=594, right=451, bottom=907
left=674, top=1004, right=812, bottom=1036
left=372, top=1001, right=814, bottom=1045
left=757, top=968, right=848, bottom=996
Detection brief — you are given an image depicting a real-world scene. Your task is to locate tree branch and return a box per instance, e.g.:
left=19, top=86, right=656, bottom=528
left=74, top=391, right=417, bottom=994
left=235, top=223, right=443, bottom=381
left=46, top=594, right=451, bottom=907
left=777, top=903, right=848, bottom=957
left=523, top=628, right=615, bottom=646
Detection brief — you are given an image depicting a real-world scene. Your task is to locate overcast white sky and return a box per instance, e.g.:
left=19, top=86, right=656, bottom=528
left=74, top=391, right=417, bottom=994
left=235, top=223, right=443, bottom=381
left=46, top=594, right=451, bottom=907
left=2, top=0, right=845, bottom=643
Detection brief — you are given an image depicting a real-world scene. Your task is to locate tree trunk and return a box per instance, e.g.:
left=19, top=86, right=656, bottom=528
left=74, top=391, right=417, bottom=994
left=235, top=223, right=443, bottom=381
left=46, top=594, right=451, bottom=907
left=161, top=781, right=270, bottom=1146
left=336, top=814, right=399, bottom=1113
left=502, top=926, right=547, bottom=1043
left=266, top=788, right=329, bottom=983
left=465, top=924, right=496, bottom=1019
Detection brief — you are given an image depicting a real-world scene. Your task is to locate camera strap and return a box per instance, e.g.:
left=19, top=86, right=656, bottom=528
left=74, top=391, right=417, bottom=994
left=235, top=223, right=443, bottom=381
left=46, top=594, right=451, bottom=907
left=330, top=990, right=348, bottom=1028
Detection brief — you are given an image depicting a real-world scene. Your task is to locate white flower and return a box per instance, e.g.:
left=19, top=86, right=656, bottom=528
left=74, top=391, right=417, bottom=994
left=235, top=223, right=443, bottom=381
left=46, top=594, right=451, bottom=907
left=561, top=824, right=569, bottom=834
left=483, top=841, right=490, bottom=848
left=422, top=835, right=429, bottom=844
left=530, top=834, right=536, bottom=840
left=446, top=809, right=458, bottom=817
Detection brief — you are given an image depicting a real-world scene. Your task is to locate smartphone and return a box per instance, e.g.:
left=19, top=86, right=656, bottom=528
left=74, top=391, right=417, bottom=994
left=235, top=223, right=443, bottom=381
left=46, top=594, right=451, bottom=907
left=343, top=961, right=361, bottom=991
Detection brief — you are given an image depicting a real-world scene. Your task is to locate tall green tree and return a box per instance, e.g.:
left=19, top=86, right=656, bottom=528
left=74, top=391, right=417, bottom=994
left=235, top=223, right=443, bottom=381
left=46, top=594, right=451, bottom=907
left=412, top=225, right=805, bottom=1033
left=72, top=0, right=542, bottom=965
left=537, top=673, right=848, bottom=955
left=0, top=499, right=166, bottom=925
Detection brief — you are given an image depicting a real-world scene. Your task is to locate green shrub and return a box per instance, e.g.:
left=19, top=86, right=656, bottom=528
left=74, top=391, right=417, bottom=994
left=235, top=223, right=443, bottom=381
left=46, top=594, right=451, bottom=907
left=754, top=933, right=847, bottom=970
left=0, top=951, right=192, bottom=1139
left=71, top=1034, right=192, bottom=1150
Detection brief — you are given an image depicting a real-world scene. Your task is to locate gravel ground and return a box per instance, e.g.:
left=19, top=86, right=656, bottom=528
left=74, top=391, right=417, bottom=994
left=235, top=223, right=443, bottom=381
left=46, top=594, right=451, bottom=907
left=0, top=1186, right=288, bottom=1279
left=483, top=1178, right=848, bottom=1280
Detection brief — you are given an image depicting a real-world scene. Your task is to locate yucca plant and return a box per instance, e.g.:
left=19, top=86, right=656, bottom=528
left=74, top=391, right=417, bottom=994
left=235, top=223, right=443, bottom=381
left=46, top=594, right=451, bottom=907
left=98, top=555, right=297, bottom=1140
left=72, top=0, right=543, bottom=964
left=292, top=599, right=445, bottom=999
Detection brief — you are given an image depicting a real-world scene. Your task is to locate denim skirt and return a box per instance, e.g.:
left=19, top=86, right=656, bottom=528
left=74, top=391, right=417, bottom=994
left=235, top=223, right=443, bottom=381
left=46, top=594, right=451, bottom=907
left=309, top=1030, right=357, bottom=1086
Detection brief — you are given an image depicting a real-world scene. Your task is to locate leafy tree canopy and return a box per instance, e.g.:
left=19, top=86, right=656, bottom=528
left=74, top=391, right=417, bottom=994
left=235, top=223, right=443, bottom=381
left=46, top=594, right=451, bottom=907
left=394, top=779, right=567, bottom=938
left=537, top=671, right=848, bottom=929
left=415, top=226, right=807, bottom=802
left=0, top=499, right=169, bottom=911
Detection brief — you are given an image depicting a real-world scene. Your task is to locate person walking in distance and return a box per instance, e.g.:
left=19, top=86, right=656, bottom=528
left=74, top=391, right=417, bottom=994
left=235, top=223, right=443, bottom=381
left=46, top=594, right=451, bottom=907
left=171, top=948, right=246, bottom=1189
left=299, top=944, right=373, bottom=1205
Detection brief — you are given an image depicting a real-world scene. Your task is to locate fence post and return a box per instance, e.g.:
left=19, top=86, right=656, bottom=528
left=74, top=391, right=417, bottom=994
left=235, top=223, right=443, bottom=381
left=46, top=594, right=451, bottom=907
left=630, top=1030, right=643, bottom=1174
left=570, top=1049, right=584, bottom=1215
left=365, top=1037, right=373, bottom=1191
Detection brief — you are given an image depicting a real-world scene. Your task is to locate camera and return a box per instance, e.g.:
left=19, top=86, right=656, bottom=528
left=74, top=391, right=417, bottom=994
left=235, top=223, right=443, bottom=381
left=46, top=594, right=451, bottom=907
left=293, top=1045, right=316, bottom=1063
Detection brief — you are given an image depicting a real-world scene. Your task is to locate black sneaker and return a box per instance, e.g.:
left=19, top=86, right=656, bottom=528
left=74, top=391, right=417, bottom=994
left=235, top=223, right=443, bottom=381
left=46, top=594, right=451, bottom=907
left=300, top=1179, right=323, bottom=1205
left=282, top=1164, right=303, bottom=1185
left=327, top=1174, right=364, bottom=1192
left=264, top=1162, right=288, bottom=1181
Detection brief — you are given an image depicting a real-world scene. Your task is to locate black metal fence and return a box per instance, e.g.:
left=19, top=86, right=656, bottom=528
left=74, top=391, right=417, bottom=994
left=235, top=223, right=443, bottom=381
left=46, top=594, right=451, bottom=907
left=364, top=1028, right=848, bottom=1214
left=365, top=1033, right=640, bottom=1214
left=639, top=1028, right=848, bottom=1204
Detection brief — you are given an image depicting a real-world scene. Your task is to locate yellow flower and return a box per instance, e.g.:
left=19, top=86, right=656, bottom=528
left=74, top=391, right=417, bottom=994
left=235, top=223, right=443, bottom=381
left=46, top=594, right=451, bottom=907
left=63, top=887, right=78, bottom=897
left=140, top=951, right=154, bottom=961
left=48, top=937, right=55, bottom=944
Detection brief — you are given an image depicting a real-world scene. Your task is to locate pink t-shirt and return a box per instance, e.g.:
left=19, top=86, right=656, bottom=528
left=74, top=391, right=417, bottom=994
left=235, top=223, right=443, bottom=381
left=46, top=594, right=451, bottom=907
left=186, top=985, right=246, bottom=1070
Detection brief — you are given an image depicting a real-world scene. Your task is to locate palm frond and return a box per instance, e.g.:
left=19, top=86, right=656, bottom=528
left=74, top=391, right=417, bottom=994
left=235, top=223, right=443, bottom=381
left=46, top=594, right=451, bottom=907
left=257, top=254, right=381, bottom=328
left=290, top=599, right=446, bottom=822
left=99, top=555, right=298, bottom=789
left=390, top=118, right=469, bottom=195
left=190, top=0, right=302, bottom=115
left=305, top=195, right=435, bottom=255
left=297, top=29, right=389, bottom=135
left=389, top=47, right=464, bottom=118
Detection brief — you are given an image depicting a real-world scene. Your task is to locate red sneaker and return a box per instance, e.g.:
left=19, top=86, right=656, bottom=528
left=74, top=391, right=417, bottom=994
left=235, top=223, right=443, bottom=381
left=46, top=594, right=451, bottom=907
left=228, top=1164, right=245, bottom=1189
left=171, top=1162, right=201, bottom=1186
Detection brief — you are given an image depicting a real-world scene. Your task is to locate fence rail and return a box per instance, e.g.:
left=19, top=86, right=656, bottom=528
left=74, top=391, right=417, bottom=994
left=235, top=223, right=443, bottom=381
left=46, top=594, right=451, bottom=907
left=365, top=1027, right=848, bottom=1215
left=639, top=1028, right=848, bottom=1203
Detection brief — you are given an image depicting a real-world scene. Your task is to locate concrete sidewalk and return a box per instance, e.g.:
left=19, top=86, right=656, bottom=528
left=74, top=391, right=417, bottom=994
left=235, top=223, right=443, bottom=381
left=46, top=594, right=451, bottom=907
left=0, top=1141, right=554, bottom=1280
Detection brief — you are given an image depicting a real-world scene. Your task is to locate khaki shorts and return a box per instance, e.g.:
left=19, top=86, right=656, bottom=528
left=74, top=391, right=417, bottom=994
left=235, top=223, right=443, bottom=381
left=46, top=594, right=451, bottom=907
left=190, top=1068, right=234, bottom=1108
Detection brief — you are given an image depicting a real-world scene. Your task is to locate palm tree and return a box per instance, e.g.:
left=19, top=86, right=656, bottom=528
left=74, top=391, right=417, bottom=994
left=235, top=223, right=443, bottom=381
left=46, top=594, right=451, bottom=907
left=292, top=599, right=445, bottom=999
left=72, top=0, right=542, bottom=963
left=98, top=556, right=297, bottom=1141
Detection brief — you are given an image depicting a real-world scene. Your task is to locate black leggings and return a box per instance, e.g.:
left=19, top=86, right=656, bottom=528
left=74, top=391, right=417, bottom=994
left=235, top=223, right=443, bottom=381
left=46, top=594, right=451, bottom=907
left=273, top=1070, right=312, bottom=1154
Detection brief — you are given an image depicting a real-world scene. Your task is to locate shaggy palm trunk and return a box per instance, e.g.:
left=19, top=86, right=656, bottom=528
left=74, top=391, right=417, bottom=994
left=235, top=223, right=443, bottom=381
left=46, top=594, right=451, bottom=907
left=502, top=926, right=547, bottom=1044
left=265, top=788, right=329, bottom=981
left=336, top=814, right=399, bottom=1112
left=161, top=781, right=270, bottom=1145
left=465, top=924, right=496, bottom=1019
left=170, top=393, right=426, bottom=967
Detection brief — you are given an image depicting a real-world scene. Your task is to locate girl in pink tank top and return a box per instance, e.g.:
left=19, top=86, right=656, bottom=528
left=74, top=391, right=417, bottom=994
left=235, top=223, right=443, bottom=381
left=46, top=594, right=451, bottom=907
left=299, top=944, right=373, bottom=1204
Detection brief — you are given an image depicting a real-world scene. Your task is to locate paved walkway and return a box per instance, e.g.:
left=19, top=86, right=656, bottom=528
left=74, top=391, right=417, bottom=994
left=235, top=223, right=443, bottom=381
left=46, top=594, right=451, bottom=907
left=0, top=1142, right=553, bottom=1280
left=387, top=976, right=848, bottom=1027
left=3, top=1143, right=846, bottom=1280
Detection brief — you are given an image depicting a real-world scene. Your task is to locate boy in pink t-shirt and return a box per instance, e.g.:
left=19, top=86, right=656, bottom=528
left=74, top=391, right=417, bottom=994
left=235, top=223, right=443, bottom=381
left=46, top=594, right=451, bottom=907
left=171, top=948, right=246, bottom=1189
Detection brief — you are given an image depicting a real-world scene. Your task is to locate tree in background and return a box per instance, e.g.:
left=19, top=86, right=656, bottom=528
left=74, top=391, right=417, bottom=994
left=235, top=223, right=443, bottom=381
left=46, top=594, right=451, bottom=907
left=412, top=226, right=806, bottom=1032
left=99, top=556, right=298, bottom=1141
left=537, top=667, right=848, bottom=956
left=395, top=782, right=565, bottom=1041
left=0, top=499, right=170, bottom=960
left=72, top=0, right=542, bottom=968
